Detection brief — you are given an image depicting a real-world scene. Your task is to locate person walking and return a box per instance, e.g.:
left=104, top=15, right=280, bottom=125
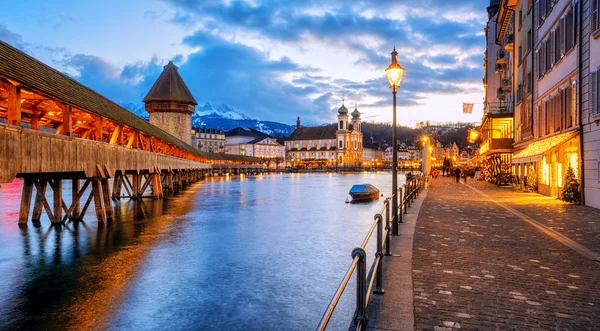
left=454, top=167, right=461, bottom=183
left=463, top=169, right=467, bottom=183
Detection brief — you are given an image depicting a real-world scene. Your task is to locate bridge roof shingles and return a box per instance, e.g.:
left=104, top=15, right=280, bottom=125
left=0, top=41, right=258, bottom=163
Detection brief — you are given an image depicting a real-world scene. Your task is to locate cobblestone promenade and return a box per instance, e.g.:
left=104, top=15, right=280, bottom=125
left=412, top=177, right=600, bottom=330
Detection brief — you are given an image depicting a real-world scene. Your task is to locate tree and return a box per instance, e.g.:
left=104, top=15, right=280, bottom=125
left=526, top=165, right=538, bottom=192
left=561, top=167, right=581, bottom=203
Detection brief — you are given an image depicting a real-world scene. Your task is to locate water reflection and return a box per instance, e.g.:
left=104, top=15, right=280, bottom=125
left=0, top=173, right=404, bottom=330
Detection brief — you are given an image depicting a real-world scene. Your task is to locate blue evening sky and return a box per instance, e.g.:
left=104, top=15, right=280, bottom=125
left=0, top=0, right=489, bottom=126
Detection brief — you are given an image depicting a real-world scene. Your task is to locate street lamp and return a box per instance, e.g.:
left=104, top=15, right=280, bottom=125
left=385, top=47, right=404, bottom=236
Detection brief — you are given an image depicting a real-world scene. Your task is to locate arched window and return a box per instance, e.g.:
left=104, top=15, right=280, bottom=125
left=339, top=140, right=343, bottom=148
left=339, top=120, right=344, bottom=130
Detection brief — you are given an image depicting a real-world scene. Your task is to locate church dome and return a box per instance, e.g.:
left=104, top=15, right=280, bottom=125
left=351, top=106, right=361, bottom=118
left=338, top=103, right=348, bottom=114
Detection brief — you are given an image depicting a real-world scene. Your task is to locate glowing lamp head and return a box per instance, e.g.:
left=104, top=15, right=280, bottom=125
left=385, top=48, right=404, bottom=89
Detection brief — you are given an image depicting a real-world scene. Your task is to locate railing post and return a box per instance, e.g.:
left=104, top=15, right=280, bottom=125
left=375, top=214, right=385, bottom=294
left=352, top=248, right=368, bottom=328
left=404, top=184, right=409, bottom=214
left=398, top=186, right=403, bottom=223
left=385, top=201, right=392, bottom=254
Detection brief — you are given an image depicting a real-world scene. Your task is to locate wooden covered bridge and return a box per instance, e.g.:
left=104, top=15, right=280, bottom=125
left=0, top=41, right=263, bottom=224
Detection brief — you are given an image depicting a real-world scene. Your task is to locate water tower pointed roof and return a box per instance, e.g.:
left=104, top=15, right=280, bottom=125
left=143, top=61, right=197, bottom=105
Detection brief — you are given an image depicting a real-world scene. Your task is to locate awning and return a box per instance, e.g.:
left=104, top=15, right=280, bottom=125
left=512, top=131, right=578, bottom=164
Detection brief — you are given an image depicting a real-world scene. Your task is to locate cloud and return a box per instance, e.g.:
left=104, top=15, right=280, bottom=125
left=61, top=54, right=164, bottom=103
left=0, top=24, right=25, bottom=50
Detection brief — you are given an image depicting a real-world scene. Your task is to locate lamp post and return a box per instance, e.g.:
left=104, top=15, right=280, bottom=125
left=385, top=47, right=404, bottom=236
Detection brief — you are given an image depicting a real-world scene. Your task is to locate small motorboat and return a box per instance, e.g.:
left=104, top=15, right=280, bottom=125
left=346, top=184, right=381, bottom=203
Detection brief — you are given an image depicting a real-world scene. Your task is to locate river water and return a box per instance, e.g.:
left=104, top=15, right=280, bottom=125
left=0, top=172, right=405, bottom=331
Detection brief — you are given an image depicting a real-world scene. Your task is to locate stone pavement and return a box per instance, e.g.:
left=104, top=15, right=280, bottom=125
left=411, top=177, right=600, bottom=330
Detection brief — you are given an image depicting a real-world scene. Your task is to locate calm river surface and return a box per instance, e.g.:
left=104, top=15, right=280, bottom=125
left=0, top=172, right=405, bottom=331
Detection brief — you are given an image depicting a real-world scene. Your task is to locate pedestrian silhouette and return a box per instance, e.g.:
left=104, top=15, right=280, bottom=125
left=454, top=168, right=461, bottom=183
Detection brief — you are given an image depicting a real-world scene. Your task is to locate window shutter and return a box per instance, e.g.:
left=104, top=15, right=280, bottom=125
left=574, top=1, right=579, bottom=44
left=592, top=70, right=598, bottom=116
left=572, top=81, right=577, bottom=125
left=550, top=31, right=555, bottom=66
left=540, top=0, right=545, bottom=25
left=593, top=0, right=599, bottom=32
left=560, top=16, right=566, bottom=56
left=547, top=40, right=551, bottom=71
left=535, top=50, right=540, bottom=79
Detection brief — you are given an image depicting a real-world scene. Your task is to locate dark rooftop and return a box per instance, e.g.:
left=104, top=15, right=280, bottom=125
left=143, top=61, right=197, bottom=105
left=286, top=125, right=337, bottom=141
left=225, top=127, right=269, bottom=138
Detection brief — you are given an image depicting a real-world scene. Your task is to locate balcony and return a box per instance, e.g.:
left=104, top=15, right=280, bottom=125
left=502, top=78, right=512, bottom=92
left=504, top=34, right=514, bottom=52
left=490, top=138, right=514, bottom=150
left=497, top=88, right=505, bottom=100
left=495, top=63, right=504, bottom=75
left=487, top=102, right=513, bottom=115
left=496, top=50, right=508, bottom=64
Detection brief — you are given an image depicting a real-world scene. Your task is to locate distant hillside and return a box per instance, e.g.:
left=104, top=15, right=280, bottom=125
left=361, top=122, right=418, bottom=147
left=121, top=102, right=296, bottom=137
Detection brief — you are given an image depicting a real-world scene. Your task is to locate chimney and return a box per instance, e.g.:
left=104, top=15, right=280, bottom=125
left=296, top=116, right=300, bottom=130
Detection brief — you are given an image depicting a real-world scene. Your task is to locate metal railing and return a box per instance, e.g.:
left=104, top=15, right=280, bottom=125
left=316, top=175, right=425, bottom=331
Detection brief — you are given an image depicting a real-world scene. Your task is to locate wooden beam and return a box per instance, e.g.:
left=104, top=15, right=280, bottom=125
left=31, top=179, right=47, bottom=222
left=31, top=109, right=40, bottom=130
left=33, top=179, right=54, bottom=222
left=92, top=115, right=103, bottom=142
left=61, top=179, right=90, bottom=222
left=7, top=84, right=21, bottom=126
left=62, top=103, right=73, bottom=136
left=109, top=125, right=122, bottom=145
left=138, top=132, right=146, bottom=151
left=126, top=131, right=137, bottom=148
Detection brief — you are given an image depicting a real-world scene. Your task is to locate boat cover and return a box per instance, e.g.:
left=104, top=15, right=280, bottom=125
left=349, top=184, right=379, bottom=194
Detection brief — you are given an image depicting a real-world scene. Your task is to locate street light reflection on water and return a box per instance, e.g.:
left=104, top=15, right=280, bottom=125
left=0, top=172, right=405, bottom=330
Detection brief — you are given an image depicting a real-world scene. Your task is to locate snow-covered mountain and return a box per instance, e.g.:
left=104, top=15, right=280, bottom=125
left=120, top=102, right=296, bottom=137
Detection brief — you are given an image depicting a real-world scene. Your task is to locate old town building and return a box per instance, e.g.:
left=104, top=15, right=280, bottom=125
left=582, top=0, right=600, bottom=208
left=144, top=61, right=196, bottom=145
left=480, top=0, right=515, bottom=184
left=285, top=103, right=363, bottom=168
left=191, top=127, right=225, bottom=153
left=481, top=0, right=589, bottom=204
left=225, top=127, right=284, bottom=158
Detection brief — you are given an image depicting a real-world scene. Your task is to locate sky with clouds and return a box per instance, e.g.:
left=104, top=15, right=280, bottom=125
left=0, top=0, right=490, bottom=127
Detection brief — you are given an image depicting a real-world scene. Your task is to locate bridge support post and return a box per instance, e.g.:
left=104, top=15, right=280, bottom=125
left=112, top=174, right=122, bottom=199
left=152, top=171, right=161, bottom=199
left=132, top=173, right=140, bottom=198
left=31, top=179, right=47, bottom=222
left=100, top=178, right=113, bottom=220
left=167, top=171, right=174, bottom=192
left=71, top=179, right=80, bottom=219
left=18, top=178, right=33, bottom=224
left=51, top=179, right=62, bottom=224
left=91, top=178, right=106, bottom=222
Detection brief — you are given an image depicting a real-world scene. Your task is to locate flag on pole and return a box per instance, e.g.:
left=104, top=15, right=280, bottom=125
left=462, top=103, right=474, bottom=114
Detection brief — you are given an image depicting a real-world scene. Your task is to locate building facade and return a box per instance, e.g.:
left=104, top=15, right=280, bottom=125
left=480, top=0, right=515, bottom=185
left=481, top=0, right=589, bottom=204
left=582, top=0, right=600, bottom=208
left=191, top=128, right=225, bottom=153
left=285, top=104, right=363, bottom=168
left=224, top=127, right=284, bottom=158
